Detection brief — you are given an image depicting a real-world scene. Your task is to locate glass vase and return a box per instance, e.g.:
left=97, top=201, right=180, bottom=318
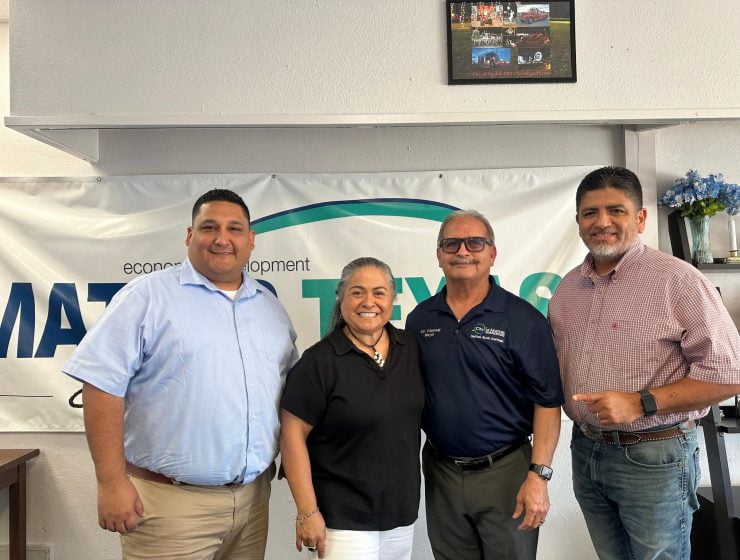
left=688, top=215, right=713, bottom=265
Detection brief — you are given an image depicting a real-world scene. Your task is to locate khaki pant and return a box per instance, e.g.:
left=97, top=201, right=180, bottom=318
left=121, top=466, right=273, bottom=560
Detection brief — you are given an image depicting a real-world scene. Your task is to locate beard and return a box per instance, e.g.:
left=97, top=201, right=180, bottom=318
left=585, top=240, right=629, bottom=261
left=580, top=228, right=635, bottom=262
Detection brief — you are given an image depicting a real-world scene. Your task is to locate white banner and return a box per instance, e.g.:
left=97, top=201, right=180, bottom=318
left=0, top=168, right=593, bottom=431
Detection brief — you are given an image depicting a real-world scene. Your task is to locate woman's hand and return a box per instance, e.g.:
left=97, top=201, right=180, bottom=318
left=280, top=410, right=325, bottom=556
left=295, top=510, right=327, bottom=558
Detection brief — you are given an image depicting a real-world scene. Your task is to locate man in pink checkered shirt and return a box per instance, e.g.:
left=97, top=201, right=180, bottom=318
left=549, top=166, right=740, bottom=560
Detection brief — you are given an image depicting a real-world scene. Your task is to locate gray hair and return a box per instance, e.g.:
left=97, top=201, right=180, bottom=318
left=328, top=257, right=397, bottom=333
left=437, top=209, right=495, bottom=246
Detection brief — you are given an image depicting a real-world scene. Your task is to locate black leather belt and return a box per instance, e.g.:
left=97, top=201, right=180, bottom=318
left=434, top=441, right=526, bottom=472
left=578, top=420, right=695, bottom=446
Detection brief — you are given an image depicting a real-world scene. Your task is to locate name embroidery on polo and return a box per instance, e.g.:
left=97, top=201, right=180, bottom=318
left=470, top=323, right=506, bottom=343
left=419, top=328, right=441, bottom=338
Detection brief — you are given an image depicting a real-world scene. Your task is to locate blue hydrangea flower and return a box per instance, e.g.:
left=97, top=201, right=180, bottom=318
left=659, top=170, right=738, bottom=217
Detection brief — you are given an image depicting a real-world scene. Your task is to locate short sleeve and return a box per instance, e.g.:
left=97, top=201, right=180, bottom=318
left=511, top=304, right=564, bottom=407
left=673, top=270, right=740, bottom=384
left=280, top=346, right=331, bottom=426
left=61, top=286, right=148, bottom=397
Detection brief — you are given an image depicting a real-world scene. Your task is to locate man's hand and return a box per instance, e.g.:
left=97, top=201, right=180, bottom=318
left=97, top=477, right=145, bottom=533
left=513, top=473, right=550, bottom=530
left=573, top=390, right=643, bottom=425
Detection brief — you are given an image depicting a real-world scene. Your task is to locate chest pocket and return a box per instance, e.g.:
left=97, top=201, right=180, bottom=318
left=595, top=319, right=659, bottom=386
left=258, top=315, right=294, bottom=371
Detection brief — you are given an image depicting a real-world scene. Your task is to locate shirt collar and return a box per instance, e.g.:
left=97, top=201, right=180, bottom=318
left=429, top=276, right=506, bottom=314
left=328, top=322, right=406, bottom=356
left=580, top=237, right=645, bottom=281
left=180, top=258, right=261, bottom=299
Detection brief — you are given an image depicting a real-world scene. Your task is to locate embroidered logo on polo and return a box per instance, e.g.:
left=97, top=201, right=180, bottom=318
left=470, top=323, right=506, bottom=343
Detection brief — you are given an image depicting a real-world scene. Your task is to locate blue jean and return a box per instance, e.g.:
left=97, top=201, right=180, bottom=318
left=570, top=423, right=700, bottom=560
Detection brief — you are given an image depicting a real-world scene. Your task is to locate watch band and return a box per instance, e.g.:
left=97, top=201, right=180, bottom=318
left=639, top=389, right=658, bottom=417
left=529, top=463, right=553, bottom=481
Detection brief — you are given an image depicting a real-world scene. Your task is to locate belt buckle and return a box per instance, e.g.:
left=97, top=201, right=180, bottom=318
left=580, top=423, right=603, bottom=442
left=601, top=429, right=640, bottom=446
left=596, top=430, right=622, bottom=445
left=581, top=424, right=626, bottom=445
left=454, top=456, right=489, bottom=471
left=453, top=458, right=478, bottom=470
left=599, top=429, right=641, bottom=447
left=451, top=443, right=517, bottom=471
left=453, top=458, right=468, bottom=470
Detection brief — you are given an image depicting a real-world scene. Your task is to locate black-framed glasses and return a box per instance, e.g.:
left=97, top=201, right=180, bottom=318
left=438, top=237, right=492, bottom=253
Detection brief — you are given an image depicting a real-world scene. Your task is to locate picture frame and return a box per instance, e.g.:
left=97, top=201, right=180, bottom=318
left=446, top=1, right=576, bottom=84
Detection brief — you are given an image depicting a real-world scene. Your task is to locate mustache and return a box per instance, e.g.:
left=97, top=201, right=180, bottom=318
left=589, top=227, right=618, bottom=234
left=450, top=257, right=477, bottom=265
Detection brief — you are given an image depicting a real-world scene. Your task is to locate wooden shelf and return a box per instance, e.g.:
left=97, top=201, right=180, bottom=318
left=698, top=485, right=740, bottom=507
left=667, top=211, right=740, bottom=273
left=697, top=263, right=740, bottom=271
left=717, top=407, right=740, bottom=433
left=0, top=449, right=40, bottom=560
left=717, top=418, right=740, bottom=434
left=693, top=487, right=740, bottom=559
left=696, top=405, right=740, bottom=559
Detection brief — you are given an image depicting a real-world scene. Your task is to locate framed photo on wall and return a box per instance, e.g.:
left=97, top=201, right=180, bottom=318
left=447, top=1, right=576, bottom=84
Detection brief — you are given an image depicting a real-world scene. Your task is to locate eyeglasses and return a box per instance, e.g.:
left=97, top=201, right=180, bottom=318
left=438, top=237, right=492, bottom=253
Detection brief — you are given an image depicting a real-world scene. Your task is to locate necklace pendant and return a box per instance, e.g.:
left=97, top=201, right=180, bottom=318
left=373, top=350, right=385, bottom=368
left=345, top=325, right=386, bottom=367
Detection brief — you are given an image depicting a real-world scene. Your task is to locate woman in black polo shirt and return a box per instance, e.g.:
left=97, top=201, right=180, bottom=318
left=280, top=257, right=424, bottom=560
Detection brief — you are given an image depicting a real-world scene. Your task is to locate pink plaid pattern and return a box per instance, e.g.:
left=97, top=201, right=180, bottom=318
left=550, top=238, right=740, bottom=430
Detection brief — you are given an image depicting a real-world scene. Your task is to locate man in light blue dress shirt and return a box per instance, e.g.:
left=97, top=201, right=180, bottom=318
left=63, top=189, right=298, bottom=559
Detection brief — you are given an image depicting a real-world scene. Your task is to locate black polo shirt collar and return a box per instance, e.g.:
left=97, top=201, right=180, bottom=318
left=327, top=322, right=407, bottom=356
left=428, top=276, right=507, bottom=318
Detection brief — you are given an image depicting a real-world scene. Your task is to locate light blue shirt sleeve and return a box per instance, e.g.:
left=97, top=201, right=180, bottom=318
left=62, top=281, right=148, bottom=397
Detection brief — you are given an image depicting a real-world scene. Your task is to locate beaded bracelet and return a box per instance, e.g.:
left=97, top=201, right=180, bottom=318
left=295, top=507, right=320, bottom=524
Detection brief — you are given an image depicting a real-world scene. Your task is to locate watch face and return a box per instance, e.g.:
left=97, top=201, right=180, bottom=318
left=530, top=463, right=553, bottom=480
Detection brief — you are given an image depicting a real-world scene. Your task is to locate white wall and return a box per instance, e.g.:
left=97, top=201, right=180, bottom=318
left=3, top=5, right=740, bottom=559
left=656, top=121, right=740, bottom=326
left=9, top=1, right=740, bottom=117
left=0, top=19, right=605, bottom=559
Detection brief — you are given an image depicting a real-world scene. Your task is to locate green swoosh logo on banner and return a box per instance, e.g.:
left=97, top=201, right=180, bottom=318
left=251, top=199, right=458, bottom=234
